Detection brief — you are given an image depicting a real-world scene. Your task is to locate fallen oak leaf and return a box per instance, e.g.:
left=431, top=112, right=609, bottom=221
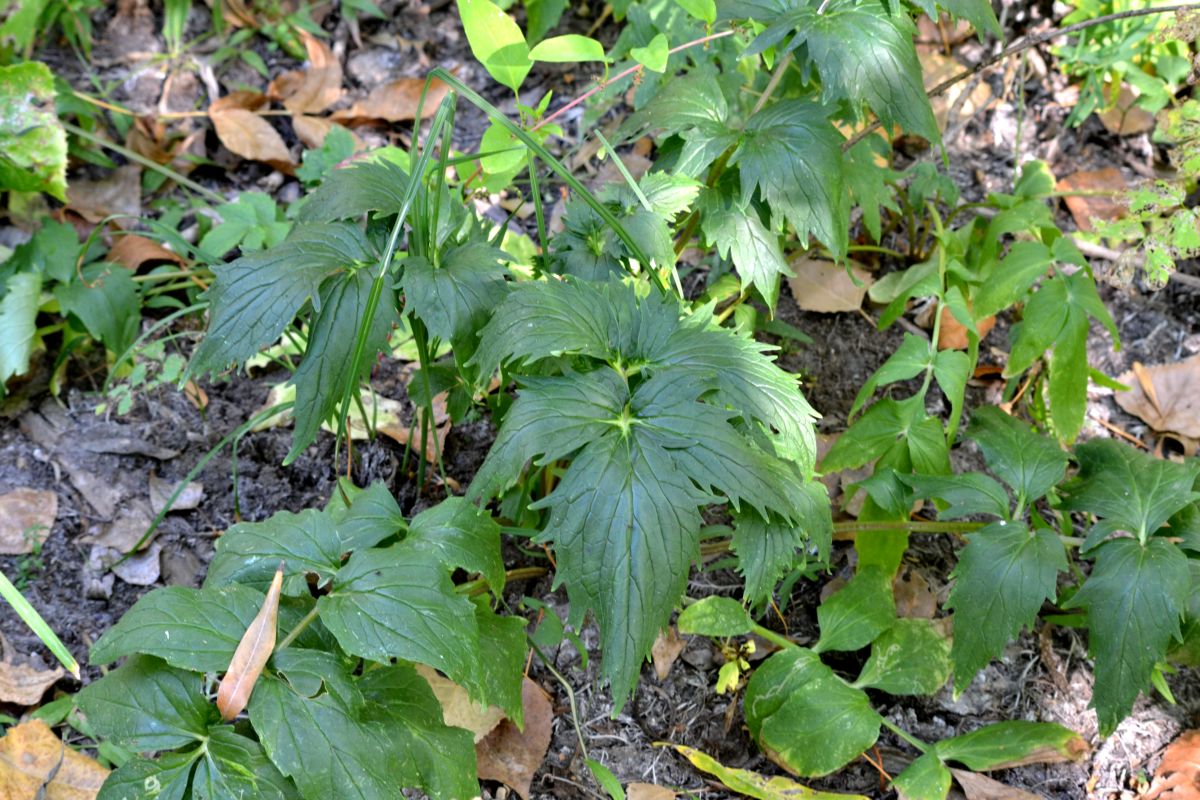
left=331, top=75, right=451, bottom=126
left=652, top=627, right=686, bottom=681
left=0, top=719, right=108, bottom=799
left=268, top=31, right=342, bottom=114
left=475, top=678, right=554, bottom=800
left=216, top=561, right=284, bottom=721
left=628, top=784, right=676, bottom=800
left=291, top=115, right=362, bottom=151
left=0, top=630, right=64, bottom=706
left=1057, top=168, right=1128, bottom=233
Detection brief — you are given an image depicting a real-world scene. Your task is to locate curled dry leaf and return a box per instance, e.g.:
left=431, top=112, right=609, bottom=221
left=951, top=769, right=1041, bottom=800
left=476, top=678, right=554, bottom=800
left=1117, top=356, right=1200, bottom=440
left=1141, top=730, right=1200, bottom=800
left=0, top=488, right=56, bottom=555
left=1057, top=168, right=1127, bottom=233
left=0, top=719, right=108, bottom=799
left=148, top=473, right=205, bottom=516
left=415, top=664, right=505, bottom=743
left=652, top=627, right=687, bottom=681
left=0, top=638, right=64, bottom=705
left=216, top=561, right=284, bottom=722
left=268, top=31, right=343, bottom=114
left=209, top=92, right=294, bottom=172
left=66, top=164, right=141, bottom=227
left=108, top=234, right=185, bottom=272
left=332, top=76, right=451, bottom=125
left=788, top=257, right=873, bottom=313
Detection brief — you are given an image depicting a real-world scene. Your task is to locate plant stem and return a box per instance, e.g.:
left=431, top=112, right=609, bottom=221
left=533, top=30, right=737, bottom=132
left=834, top=520, right=983, bottom=534
left=276, top=604, right=320, bottom=651
left=880, top=716, right=929, bottom=753
left=456, top=566, right=549, bottom=596
left=752, top=622, right=799, bottom=651
left=846, top=244, right=910, bottom=260
left=752, top=53, right=793, bottom=116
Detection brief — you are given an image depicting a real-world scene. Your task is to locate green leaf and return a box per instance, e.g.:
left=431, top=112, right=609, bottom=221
left=824, top=396, right=949, bottom=476
left=401, top=241, right=508, bottom=343
left=678, top=596, right=753, bottom=637
left=933, top=348, right=969, bottom=434
left=666, top=744, right=867, bottom=800
left=966, top=406, right=1067, bottom=505
left=587, top=759, right=626, bottom=800
left=406, top=497, right=504, bottom=591
left=200, top=191, right=290, bottom=254
left=934, top=721, right=1087, bottom=770
left=288, top=268, right=398, bottom=463
left=731, top=101, right=847, bottom=255
left=898, top=472, right=1009, bottom=520
left=844, top=138, right=898, bottom=242
left=334, top=480, right=407, bottom=551
left=744, top=648, right=881, bottom=777
left=89, top=584, right=269, bottom=672
left=733, top=486, right=831, bottom=611
left=814, top=566, right=896, bottom=653
left=698, top=186, right=790, bottom=312
left=99, top=752, right=198, bottom=800
left=854, top=618, right=951, bottom=695
left=76, top=655, right=212, bottom=751
left=525, top=0, right=567, bottom=42
left=630, top=33, right=669, bottom=72
left=205, top=508, right=348, bottom=594
left=1064, top=537, right=1190, bottom=735
left=193, top=727, right=299, bottom=800
left=618, top=75, right=739, bottom=178
left=456, top=0, right=532, bottom=92
left=638, top=172, right=701, bottom=220
left=850, top=333, right=932, bottom=417
left=190, top=224, right=373, bottom=375
left=529, top=33, right=609, bottom=62
left=318, top=543, right=479, bottom=680
left=55, top=262, right=140, bottom=355
left=909, top=0, right=1001, bottom=38
left=1062, top=438, right=1200, bottom=549
left=0, top=62, right=68, bottom=201
left=946, top=522, right=1065, bottom=694
left=298, top=158, right=410, bottom=223
left=674, top=0, right=716, bottom=23
left=0, top=272, right=42, bottom=392
left=972, top=241, right=1052, bottom=319
left=891, top=752, right=951, bottom=800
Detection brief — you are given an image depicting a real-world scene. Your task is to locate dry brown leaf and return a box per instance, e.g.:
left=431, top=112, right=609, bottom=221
left=291, top=116, right=360, bottom=150
left=0, top=719, right=108, bottom=799
left=652, top=627, right=686, bottom=681
left=0, top=488, right=56, bottom=555
left=933, top=304, right=995, bottom=350
left=378, top=392, right=450, bottom=465
left=66, top=165, right=141, bottom=227
left=628, top=784, right=676, bottom=800
left=148, top=474, right=205, bottom=516
left=1142, top=730, right=1200, bottom=800
left=268, top=31, right=343, bottom=114
left=893, top=567, right=938, bottom=619
left=1099, top=84, right=1156, bottom=136
left=1117, top=356, right=1200, bottom=439
left=1057, top=168, right=1128, bottom=232
left=217, top=562, right=283, bottom=721
left=415, top=664, right=505, bottom=743
left=475, top=678, right=554, bottom=800
left=183, top=380, right=208, bottom=411
left=210, top=93, right=294, bottom=172
left=923, top=50, right=992, bottom=131
left=788, top=257, right=873, bottom=313
left=0, top=646, right=64, bottom=706
left=108, top=235, right=185, bottom=272
left=332, top=76, right=451, bottom=125
left=952, top=769, right=1042, bottom=800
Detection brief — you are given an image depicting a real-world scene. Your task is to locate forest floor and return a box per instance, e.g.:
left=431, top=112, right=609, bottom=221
left=3, top=0, right=1200, bottom=798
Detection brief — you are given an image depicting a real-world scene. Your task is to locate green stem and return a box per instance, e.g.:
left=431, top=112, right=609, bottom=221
left=881, top=716, right=929, bottom=753
left=751, top=623, right=799, bottom=651
left=835, top=520, right=983, bottom=535
left=276, top=604, right=320, bottom=651
left=846, top=244, right=910, bottom=260
left=456, top=566, right=549, bottom=596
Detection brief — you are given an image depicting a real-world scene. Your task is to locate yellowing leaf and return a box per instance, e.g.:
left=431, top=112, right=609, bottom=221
left=0, top=719, right=108, bottom=799
left=662, top=744, right=867, bottom=800
left=216, top=562, right=283, bottom=721
left=788, top=257, right=873, bottom=313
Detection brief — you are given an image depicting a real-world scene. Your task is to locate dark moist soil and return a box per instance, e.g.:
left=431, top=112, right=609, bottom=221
left=5, top=1, right=1200, bottom=798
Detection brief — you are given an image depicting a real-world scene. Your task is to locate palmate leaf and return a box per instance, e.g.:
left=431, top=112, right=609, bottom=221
left=190, top=223, right=375, bottom=376
left=617, top=74, right=740, bottom=178
left=1065, top=537, right=1191, bottom=735
left=732, top=483, right=831, bottom=611
left=401, top=241, right=508, bottom=342
left=908, top=0, right=1001, bottom=38
left=298, top=157, right=410, bottom=222
left=698, top=186, right=791, bottom=312
left=468, top=278, right=819, bottom=705
left=966, top=406, right=1067, bottom=506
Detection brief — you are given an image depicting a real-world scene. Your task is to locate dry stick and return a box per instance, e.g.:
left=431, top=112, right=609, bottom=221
left=846, top=2, right=1200, bottom=151
left=532, top=29, right=737, bottom=133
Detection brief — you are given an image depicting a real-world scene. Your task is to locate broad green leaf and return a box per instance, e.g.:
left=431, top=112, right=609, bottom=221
left=298, top=158, right=410, bottom=223
left=934, top=720, right=1087, bottom=770
left=630, top=33, right=669, bottom=72
left=1062, top=438, right=1200, bottom=549
left=55, top=263, right=140, bottom=355
left=744, top=648, right=881, bottom=777
left=910, top=0, right=1001, bottom=37
left=90, top=584, right=269, bottom=672
left=332, top=480, right=406, bottom=551
left=933, top=348, right=969, bottom=434
left=477, top=121, right=526, bottom=176
left=733, top=485, right=831, bottom=610
left=98, top=752, right=197, bottom=800
left=850, top=333, right=932, bottom=417
left=586, top=759, right=626, bottom=800
left=0, top=62, right=67, bottom=200
left=891, top=752, right=951, bottom=800
left=529, top=34, right=609, bottom=63
left=666, top=743, right=867, bottom=800
left=288, top=268, right=398, bottom=463
left=854, top=618, right=951, bottom=695
left=205, top=508, right=346, bottom=594
left=844, top=138, right=898, bottom=242
left=898, top=472, right=1009, bottom=520
left=456, top=0, right=532, bottom=92
left=525, top=0, right=567, bottom=42
left=318, top=543, right=481, bottom=691
left=824, top=395, right=949, bottom=476
left=731, top=101, right=847, bottom=255
left=190, top=224, right=373, bottom=375
left=76, top=655, right=212, bottom=751
left=0, top=272, right=42, bottom=393
left=639, top=172, right=701, bottom=220
left=0, top=0, right=50, bottom=57
left=966, top=407, right=1067, bottom=505
left=471, top=604, right=528, bottom=723
left=699, top=186, right=790, bottom=312
left=673, top=0, right=716, bottom=23
left=618, top=75, right=738, bottom=178
left=406, top=497, right=504, bottom=591
left=359, top=665, right=480, bottom=800
left=1047, top=311, right=1089, bottom=444
left=946, top=522, right=1065, bottom=694
left=1064, top=537, right=1190, bottom=735
left=200, top=192, right=290, bottom=255
left=814, top=566, right=895, bottom=653
left=678, top=596, right=753, bottom=637
left=250, top=675, right=396, bottom=800
left=401, top=241, right=508, bottom=343
left=193, top=726, right=299, bottom=800
left=972, top=241, right=1052, bottom=319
